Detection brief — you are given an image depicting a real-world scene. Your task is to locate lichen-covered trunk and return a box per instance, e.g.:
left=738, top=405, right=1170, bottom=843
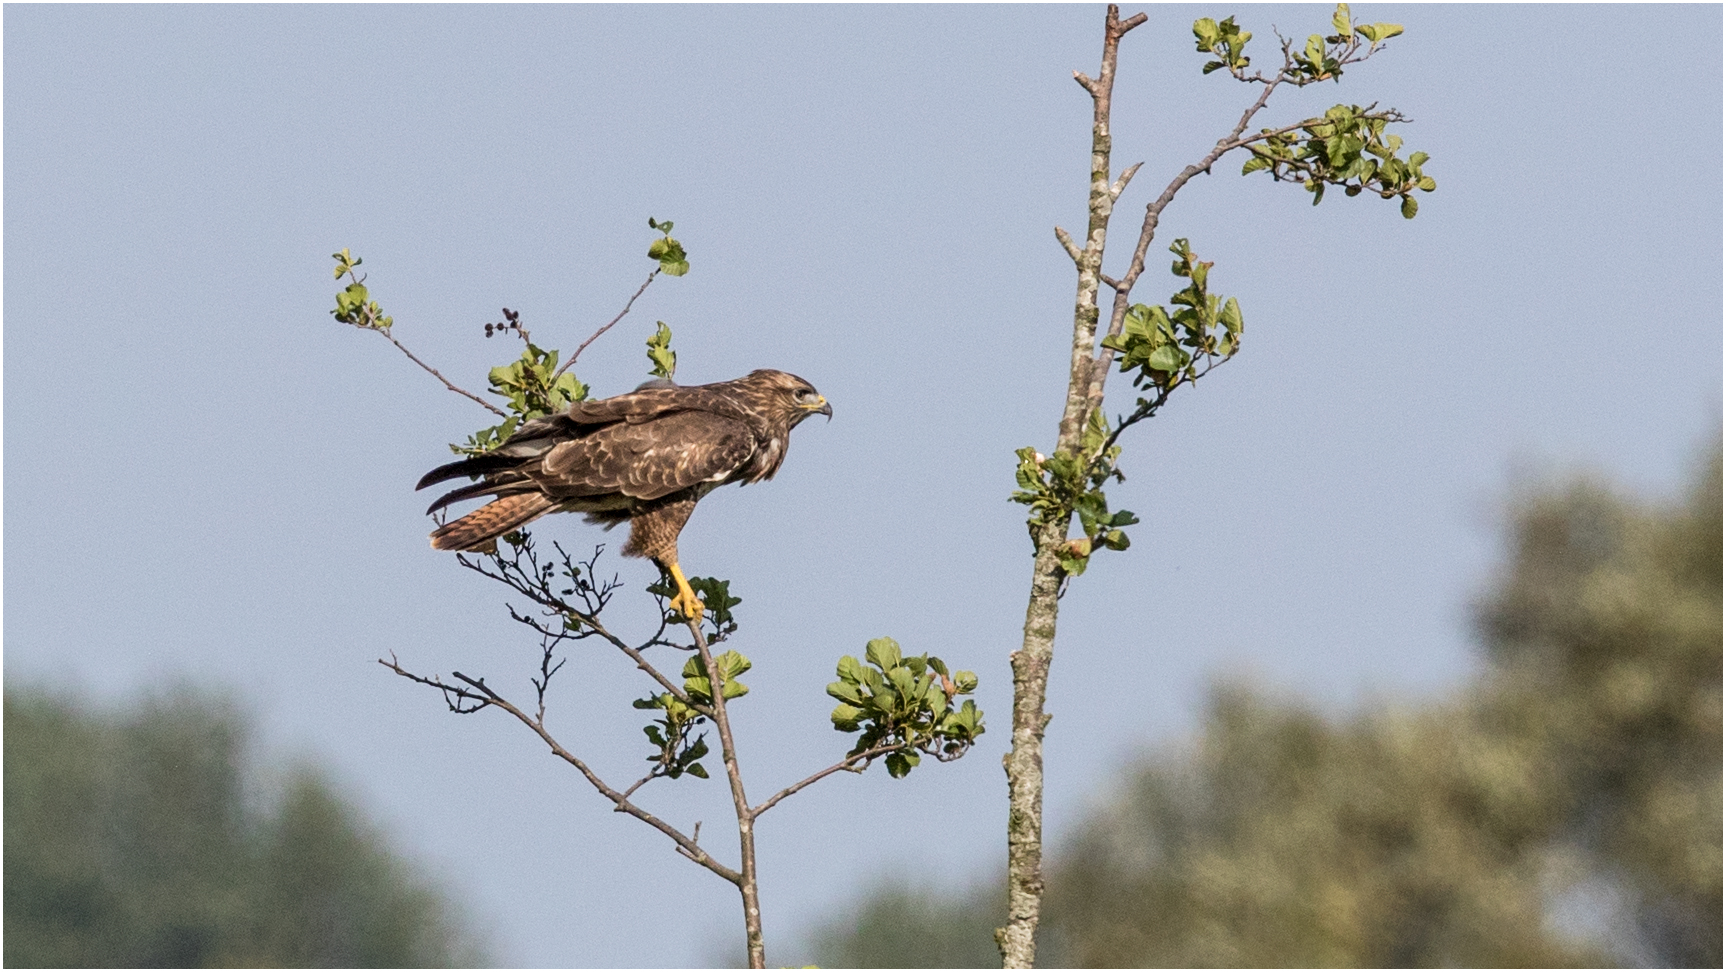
left=999, top=524, right=1069, bottom=967
left=998, top=7, right=1137, bottom=968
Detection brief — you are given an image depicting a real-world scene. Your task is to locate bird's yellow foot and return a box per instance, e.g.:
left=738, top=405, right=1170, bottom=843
left=665, top=562, right=706, bottom=623
left=669, top=589, right=706, bottom=623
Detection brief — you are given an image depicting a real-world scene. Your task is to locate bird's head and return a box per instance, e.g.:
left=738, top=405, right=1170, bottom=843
left=747, top=369, right=832, bottom=425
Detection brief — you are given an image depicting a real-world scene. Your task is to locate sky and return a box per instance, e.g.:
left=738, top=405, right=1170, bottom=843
left=5, top=4, right=1720, bottom=967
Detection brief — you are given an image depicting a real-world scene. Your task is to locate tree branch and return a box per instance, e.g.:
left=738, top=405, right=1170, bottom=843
left=378, top=330, right=509, bottom=416
left=550, top=268, right=659, bottom=382
left=1054, top=226, right=1084, bottom=265
left=377, top=657, right=742, bottom=885
left=750, top=743, right=901, bottom=819
left=686, top=618, right=766, bottom=968
left=457, top=546, right=705, bottom=714
left=1086, top=70, right=1282, bottom=415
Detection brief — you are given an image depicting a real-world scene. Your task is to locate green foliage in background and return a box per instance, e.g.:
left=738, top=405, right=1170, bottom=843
left=805, top=881, right=1009, bottom=970
left=4, top=686, right=484, bottom=969
left=815, top=443, right=1721, bottom=967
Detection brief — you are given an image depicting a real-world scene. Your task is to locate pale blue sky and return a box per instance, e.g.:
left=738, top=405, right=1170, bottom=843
left=6, top=4, right=1720, bottom=966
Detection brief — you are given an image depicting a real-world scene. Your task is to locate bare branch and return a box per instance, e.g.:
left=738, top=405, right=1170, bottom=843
left=376, top=330, right=508, bottom=417
left=380, top=656, right=743, bottom=886
left=1108, top=161, right=1144, bottom=203
left=457, top=542, right=703, bottom=713
left=1054, top=226, right=1084, bottom=265
left=551, top=268, right=659, bottom=382
left=750, top=744, right=900, bottom=819
left=335, top=264, right=507, bottom=417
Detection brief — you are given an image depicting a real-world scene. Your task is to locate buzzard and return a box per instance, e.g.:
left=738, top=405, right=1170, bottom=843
left=417, top=369, right=830, bottom=621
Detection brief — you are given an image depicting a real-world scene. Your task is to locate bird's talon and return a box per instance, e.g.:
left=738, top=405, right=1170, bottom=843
left=669, top=592, right=706, bottom=623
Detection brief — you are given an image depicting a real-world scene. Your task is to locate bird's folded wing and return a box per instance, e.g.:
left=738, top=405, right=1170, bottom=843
left=538, top=411, right=755, bottom=501
left=566, top=386, right=699, bottom=426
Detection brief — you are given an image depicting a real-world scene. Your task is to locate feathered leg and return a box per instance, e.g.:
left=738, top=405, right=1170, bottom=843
left=626, top=498, right=705, bottom=623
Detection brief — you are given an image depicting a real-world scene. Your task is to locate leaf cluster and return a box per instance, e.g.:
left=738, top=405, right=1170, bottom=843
left=1102, top=238, right=1242, bottom=393
left=1011, top=408, right=1139, bottom=576
left=1243, top=104, right=1435, bottom=217
left=1197, top=6, right=1401, bottom=85
left=1193, top=16, right=1252, bottom=75
left=455, top=344, right=589, bottom=456
left=631, top=650, right=749, bottom=781
left=646, top=217, right=689, bottom=277
left=328, top=249, right=393, bottom=331
left=827, top=638, right=983, bottom=778
left=1286, top=5, right=1404, bottom=84
left=646, top=321, right=677, bottom=379
left=631, top=690, right=711, bottom=780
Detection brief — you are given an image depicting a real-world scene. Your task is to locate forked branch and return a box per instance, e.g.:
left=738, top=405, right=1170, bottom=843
left=377, top=655, right=742, bottom=885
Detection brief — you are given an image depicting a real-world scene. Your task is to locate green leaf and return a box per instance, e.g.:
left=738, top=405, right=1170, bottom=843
left=1192, top=18, right=1220, bottom=49
left=885, top=751, right=918, bottom=779
left=954, top=671, right=978, bottom=694
left=865, top=637, right=902, bottom=672
left=647, top=229, right=690, bottom=276
left=1401, top=194, right=1418, bottom=219
left=1332, top=4, right=1351, bottom=34
left=831, top=703, right=865, bottom=731
left=1219, top=297, right=1243, bottom=335
left=836, top=654, right=867, bottom=684
left=1147, top=344, right=1185, bottom=372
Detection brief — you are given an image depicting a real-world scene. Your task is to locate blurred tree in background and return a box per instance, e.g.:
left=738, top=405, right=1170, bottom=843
left=4, top=687, right=486, bottom=968
left=813, top=443, right=1720, bottom=967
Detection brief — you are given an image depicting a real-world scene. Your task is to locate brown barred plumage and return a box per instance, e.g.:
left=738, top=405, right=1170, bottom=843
left=418, top=369, right=830, bottom=620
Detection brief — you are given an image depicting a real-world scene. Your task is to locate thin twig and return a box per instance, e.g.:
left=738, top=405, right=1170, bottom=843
left=551, top=268, right=659, bottom=382
left=750, top=744, right=901, bottom=819
left=458, top=548, right=703, bottom=712
left=1054, top=226, right=1084, bottom=265
left=379, top=330, right=509, bottom=416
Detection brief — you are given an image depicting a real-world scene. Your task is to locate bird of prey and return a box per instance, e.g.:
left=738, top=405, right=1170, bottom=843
left=417, top=369, right=831, bottom=621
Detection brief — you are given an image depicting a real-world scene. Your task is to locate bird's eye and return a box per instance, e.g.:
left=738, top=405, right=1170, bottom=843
left=795, top=388, right=817, bottom=402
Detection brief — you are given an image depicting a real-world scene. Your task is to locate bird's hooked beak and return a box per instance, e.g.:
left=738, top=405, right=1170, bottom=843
left=798, top=394, right=833, bottom=422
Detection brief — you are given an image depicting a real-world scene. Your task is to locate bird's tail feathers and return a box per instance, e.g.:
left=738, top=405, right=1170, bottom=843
left=430, top=494, right=557, bottom=552
left=423, top=473, right=534, bottom=515
left=416, top=453, right=518, bottom=492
